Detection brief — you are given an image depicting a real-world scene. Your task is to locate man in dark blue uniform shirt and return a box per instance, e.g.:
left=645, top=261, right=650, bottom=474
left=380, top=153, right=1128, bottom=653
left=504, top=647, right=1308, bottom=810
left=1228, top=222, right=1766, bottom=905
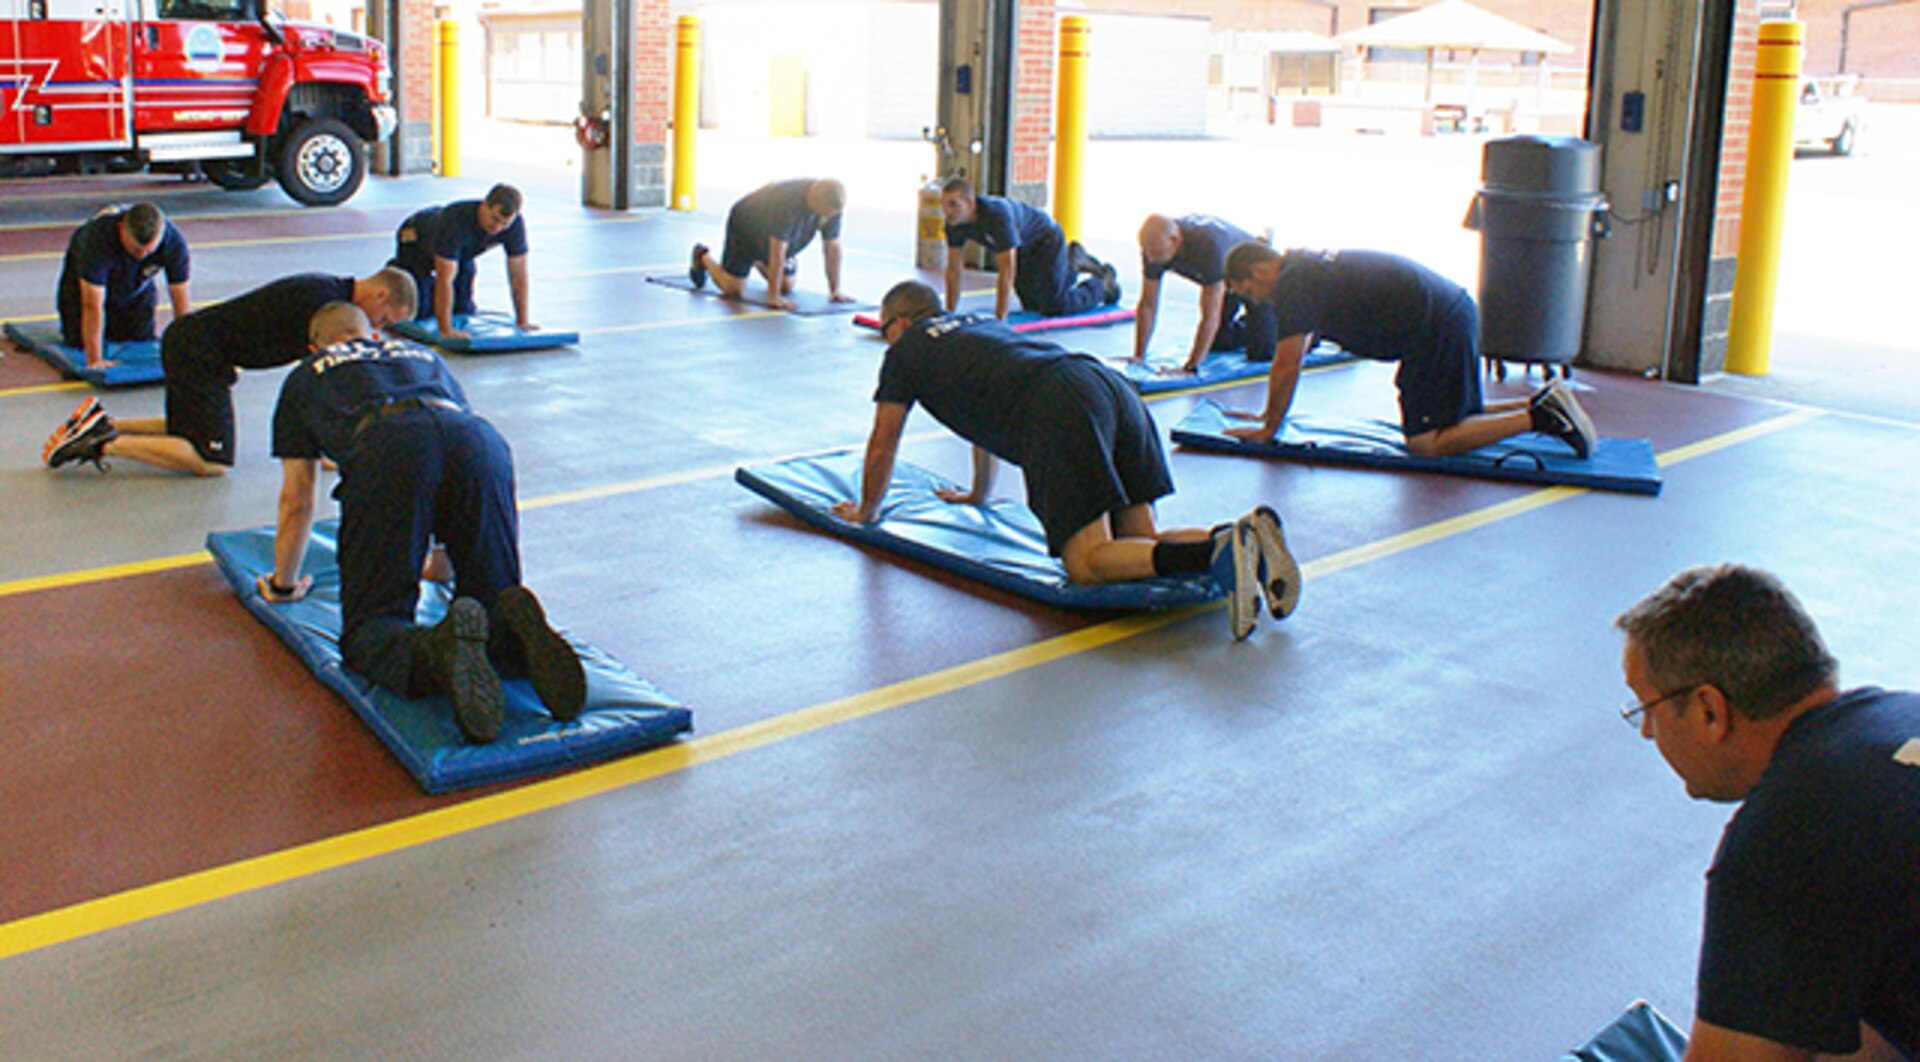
left=938, top=177, right=1118, bottom=320
left=258, top=303, right=585, bottom=743
left=1616, top=564, right=1919, bottom=1061
left=689, top=178, right=852, bottom=310
left=1223, top=242, right=1596, bottom=458
left=833, top=280, right=1301, bottom=640
left=56, top=202, right=192, bottom=370
left=1132, top=213, right=1276, bottom=373
left=43, top=268, right=417, bottom=476
left=388, top=183, right=536, bottom=342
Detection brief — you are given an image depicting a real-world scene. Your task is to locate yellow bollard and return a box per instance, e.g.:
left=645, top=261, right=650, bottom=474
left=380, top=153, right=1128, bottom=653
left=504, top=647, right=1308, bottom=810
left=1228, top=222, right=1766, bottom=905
left=1052, top=15, right=1089, bottom=244
left=1725, top=19, right=1803, bottom=376
left=437, top=20, right=461, bottom=178
left=672, top=16, right=701, bottom=211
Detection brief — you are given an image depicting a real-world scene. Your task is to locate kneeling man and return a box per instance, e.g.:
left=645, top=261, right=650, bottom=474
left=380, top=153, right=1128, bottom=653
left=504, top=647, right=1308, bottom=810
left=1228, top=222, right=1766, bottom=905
left=834, top=280, right=1301, bottom=640
left=260, top=303, right=585, bottom=742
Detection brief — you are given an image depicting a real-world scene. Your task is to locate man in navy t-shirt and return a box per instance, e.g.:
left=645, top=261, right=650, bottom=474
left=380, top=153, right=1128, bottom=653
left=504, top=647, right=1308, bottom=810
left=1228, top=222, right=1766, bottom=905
left=1616, top=564, right=1919, bottom=1060
left=56, top=202, right=192, bottom=370
left=388, top=183, right=535, bottom=342
left=832, top=280, right=1301, bottom=641
left=938, top=177, right=1118, bottom=320
left=1132, top=213, right=1276, bottom=373
left=689, top=178, right=852, bottom=310
left=42, top=269, right=417, bottom=476
left=257, top=302, right=585, bottom=743
left=1223, top=242, right=1596, bottom=459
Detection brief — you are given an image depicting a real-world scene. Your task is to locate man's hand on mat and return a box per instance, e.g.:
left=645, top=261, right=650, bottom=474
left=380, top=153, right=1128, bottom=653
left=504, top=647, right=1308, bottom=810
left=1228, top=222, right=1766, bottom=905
left=772, top=295, right=798, bottom=311
left=445, top=328, right=472, bottom=341
left=933, top=486, right=984, bottom=506
left=830, top=500, right=880, bottom=524
left=86, top=357, right=119, bottom=371
left=829, top=292, right=856, bottom=304
left=516, top=320, right=540, bottom=332
left=1165, top=363, right=1200, bottom=377
left=256, top=573, right=313, bottom=603
left=1224, top=423, right=1279, bottom=443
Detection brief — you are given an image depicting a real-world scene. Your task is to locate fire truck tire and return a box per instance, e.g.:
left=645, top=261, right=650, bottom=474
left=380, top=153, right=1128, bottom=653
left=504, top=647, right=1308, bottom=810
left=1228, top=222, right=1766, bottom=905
left=275, top=117, right=366, bottom=206
left=205, top=160, right=272, bottom=191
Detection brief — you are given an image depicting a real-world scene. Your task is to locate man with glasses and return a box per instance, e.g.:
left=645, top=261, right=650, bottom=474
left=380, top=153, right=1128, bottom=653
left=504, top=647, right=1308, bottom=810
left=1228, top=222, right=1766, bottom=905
left=833, top=280, right=1300, bottom=641
left=1615, top=564, right=1919, bottom=1060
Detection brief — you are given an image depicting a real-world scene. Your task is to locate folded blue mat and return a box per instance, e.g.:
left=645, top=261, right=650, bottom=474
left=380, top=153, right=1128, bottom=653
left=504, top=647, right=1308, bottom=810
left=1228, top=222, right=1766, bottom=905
left=735, top=451, right=1221, bottom=611
left=646, top=273, right=878, bottom=315
left=1171, top=398, right=1663, bottom=496
left=1116, top=343, right=1355, bottom=395
left=4, top=321, right=164, bottom=387
left=386, top=312, right=579, bottom=353
left=1560, top=1001, right=1688, bottom=1062
left=206, top=521, right=691, bottom=793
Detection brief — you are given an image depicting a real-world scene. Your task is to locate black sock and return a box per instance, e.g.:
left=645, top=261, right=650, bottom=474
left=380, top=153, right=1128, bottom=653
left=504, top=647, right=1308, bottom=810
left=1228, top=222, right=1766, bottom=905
left=1153, top=536, right=1218, bottom=576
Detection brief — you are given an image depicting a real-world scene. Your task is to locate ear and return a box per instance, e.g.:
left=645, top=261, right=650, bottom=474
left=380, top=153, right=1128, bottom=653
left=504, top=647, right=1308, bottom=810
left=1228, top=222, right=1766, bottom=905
left=1695, top=684, right=1736, bottom=742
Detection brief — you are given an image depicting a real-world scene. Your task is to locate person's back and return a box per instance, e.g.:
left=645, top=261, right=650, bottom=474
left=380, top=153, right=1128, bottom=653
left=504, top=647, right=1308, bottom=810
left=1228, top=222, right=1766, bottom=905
left=176, top=273, right=358, bottom=373
left=1269, top=249, right=1465, bottom=359
left=1150, top=215, right=1255, bottom=286
left=877, top=312, right=1096, bottom=466
left=1701, top=685, right=1920, bottom=1053
left=274, top=335, right=470, bottom=468
left=952, top=195, right=1059, bottom=254
left=734, top=178, right=839, bottom=256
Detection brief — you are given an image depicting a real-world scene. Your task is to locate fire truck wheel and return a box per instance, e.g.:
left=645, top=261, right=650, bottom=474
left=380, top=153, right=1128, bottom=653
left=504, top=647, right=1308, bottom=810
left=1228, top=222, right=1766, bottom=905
left=275, top=117, right=366, bottom=206
left=205, top=160, right=272, bottom=191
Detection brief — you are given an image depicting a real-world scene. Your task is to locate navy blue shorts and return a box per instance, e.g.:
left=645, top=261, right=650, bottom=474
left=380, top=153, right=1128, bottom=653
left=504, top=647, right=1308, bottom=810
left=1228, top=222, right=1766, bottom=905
left=159, top=315, right=236, bottom=466
left=719, top=225, right=798, bottom=279
left=1021, top=357, right=1175, bottom=554
left=1393, top=293, right=1484, bottom=436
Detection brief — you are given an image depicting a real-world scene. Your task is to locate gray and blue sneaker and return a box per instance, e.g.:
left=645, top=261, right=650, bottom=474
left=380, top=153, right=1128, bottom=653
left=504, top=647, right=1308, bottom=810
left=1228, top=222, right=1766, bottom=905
left=1529, top=380, right=1597, bottom=459
left=1247, top=505, right=1302, bottom=620
left=1209, top=517, right=1262, bottom=641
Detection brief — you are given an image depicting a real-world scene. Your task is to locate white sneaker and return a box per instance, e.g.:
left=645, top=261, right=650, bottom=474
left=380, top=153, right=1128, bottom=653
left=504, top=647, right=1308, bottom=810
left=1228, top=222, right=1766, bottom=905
left=1209, top=518, right=1261, bottom=641
left=1247, top=505, right=1302, bottom=620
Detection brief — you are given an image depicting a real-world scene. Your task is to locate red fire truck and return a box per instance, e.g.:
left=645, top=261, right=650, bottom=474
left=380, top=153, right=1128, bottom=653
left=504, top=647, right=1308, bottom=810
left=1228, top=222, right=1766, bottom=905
left=1, top=0, right=395, bottom=205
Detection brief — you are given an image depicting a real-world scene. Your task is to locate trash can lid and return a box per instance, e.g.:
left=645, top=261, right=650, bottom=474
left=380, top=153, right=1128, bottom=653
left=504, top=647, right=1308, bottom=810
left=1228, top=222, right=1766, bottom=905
left=1482, top=135, right=1601, bottom=197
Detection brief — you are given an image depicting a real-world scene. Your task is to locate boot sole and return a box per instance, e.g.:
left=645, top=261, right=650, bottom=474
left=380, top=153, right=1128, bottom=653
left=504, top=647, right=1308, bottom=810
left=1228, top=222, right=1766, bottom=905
left=443, top=598, right=504, bottom=743
left=495, top=587, right=587, bottom=721
left=1249, top=506, right=1302, bottom=620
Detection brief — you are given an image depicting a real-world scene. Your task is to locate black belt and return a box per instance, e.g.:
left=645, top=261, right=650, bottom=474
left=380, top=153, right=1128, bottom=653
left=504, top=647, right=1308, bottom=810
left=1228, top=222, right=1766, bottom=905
left=352, top=396, right=462, bottom=438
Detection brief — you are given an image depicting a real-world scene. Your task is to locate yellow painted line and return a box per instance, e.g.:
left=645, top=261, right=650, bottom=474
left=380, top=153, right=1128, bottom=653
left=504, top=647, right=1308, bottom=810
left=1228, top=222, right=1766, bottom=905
left=0, top=380, right=88, bottom=398
left=0, top=406, right=1827, bottom=962
left=1655, top=407, right=1823, bottom=465
left=0, top=551, right=209, bottom=600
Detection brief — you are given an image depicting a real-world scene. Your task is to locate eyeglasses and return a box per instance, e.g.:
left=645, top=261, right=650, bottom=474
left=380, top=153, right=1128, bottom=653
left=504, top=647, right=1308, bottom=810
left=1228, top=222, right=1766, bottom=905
left=1620, top=686, right=1698, bottom=730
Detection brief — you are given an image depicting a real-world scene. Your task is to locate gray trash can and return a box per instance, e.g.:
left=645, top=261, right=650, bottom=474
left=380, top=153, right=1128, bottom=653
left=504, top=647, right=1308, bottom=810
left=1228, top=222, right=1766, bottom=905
left=1463, top=135, right=1609, bottom=374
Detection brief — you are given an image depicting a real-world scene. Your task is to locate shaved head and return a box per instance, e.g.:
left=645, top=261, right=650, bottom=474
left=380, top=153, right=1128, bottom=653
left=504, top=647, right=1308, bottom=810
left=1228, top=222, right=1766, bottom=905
left=1139, top=214, right=1180, bottom=264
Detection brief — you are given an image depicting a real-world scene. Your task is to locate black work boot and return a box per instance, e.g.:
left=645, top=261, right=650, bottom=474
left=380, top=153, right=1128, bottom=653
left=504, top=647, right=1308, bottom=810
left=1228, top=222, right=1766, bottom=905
left=489, top=586, right=587, bottom=721
left=412, top=598, right=504, bottom=743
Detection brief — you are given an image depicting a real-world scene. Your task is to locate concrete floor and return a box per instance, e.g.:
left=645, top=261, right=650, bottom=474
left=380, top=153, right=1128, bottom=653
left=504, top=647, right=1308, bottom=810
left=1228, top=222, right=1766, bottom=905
left=1, top=142, right=1917, bottom=1058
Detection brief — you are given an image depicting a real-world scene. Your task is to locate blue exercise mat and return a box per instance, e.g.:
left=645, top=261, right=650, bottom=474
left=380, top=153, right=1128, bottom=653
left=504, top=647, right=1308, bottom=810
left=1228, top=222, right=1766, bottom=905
left=855, top=305, right=1135, bottom=334
left=385, top=312, right=578, bottom=353
left=1116, top=343, right=1356, bottom=395
left=735, top=451, right=1222, bottom=611
left=1560, top=1001, right=1688, bottom=1062
left=646, top=273, right=878, bottom=315
left=206, top=521, right=691, bottom=793
left=4, top=321, right=164, bottom=387
left=1170, top=398, right=1663, bottom=496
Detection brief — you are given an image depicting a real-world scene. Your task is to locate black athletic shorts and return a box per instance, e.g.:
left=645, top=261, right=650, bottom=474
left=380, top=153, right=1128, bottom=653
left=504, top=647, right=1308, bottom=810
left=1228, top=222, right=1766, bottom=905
left=1021, top=356, right=1175, bottom=555
left=159, top=316, right=237, bottom=466
left=1393, top=293, right=1484, bottom=437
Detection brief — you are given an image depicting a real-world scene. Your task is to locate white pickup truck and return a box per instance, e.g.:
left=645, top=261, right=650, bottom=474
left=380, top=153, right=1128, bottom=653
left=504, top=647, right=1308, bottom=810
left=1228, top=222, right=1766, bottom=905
left=1796, top=76, right=1866, bottom=157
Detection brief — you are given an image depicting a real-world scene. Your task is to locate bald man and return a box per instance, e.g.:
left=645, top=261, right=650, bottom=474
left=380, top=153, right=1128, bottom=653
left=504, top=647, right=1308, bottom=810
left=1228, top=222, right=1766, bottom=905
left=1132, top=214, right=1275, bottom=373
left=690, top=178, right=853, bottom=310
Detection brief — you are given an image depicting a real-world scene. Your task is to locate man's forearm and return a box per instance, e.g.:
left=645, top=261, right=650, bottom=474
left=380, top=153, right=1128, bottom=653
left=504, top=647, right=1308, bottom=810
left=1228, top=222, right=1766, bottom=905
left=824, top=242, right=843, bottom=295
left=80, top=297, right=105, bottom=363
left=508, top=258, right=530, bottom=324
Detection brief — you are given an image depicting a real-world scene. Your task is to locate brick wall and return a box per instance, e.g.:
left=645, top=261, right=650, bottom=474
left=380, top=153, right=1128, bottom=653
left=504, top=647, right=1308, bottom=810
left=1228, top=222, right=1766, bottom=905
left=1010, top=0, right=1056, bottom=208
left=1712, top=0, right=1762, bottom=258
left=393, top=0, right=436, bottom=174
left=632, top=0, right=671, bottom=207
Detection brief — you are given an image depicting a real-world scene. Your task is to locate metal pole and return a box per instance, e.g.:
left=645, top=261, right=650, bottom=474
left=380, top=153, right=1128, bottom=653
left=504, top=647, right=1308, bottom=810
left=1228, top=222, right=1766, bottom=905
left=1725, top=19, right=1802, bottom=377
left=1052, top=15, right=1089, bottom=244
left=671, top=15, right=700, bottom=211
left=437, top=20, right=461, bottom=178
